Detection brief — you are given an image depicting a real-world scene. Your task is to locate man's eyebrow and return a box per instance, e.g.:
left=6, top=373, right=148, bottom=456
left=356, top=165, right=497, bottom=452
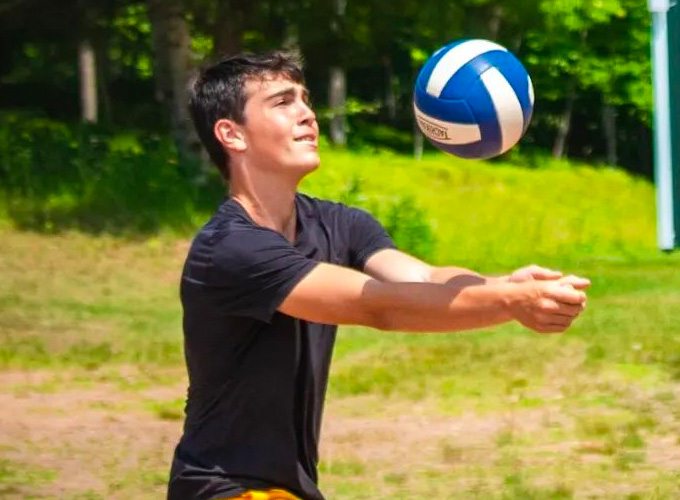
left=265, top=87, right=311, bottom=101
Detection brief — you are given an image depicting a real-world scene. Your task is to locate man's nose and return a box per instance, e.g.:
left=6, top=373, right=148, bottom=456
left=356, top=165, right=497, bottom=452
left=298, top=101, right=316, bottom=124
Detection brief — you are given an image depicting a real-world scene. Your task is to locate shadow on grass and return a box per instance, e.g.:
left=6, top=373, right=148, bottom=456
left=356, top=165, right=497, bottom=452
left=2, top=180, right=226, bottom=236
left=5, top=200, right=205, bottom=236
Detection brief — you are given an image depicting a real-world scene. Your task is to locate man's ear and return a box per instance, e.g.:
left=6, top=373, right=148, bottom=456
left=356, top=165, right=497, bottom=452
left=214, top=119, right=247, bottom=153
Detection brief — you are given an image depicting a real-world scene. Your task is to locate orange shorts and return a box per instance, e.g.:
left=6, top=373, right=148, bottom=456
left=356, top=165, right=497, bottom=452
left=222, top=489, right=302, bottom=500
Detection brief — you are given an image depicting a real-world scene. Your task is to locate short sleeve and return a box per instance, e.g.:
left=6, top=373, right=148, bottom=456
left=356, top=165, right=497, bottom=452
left=346, top=207, right=397, bottom=270
left=195, top=227, right=318, bottom=322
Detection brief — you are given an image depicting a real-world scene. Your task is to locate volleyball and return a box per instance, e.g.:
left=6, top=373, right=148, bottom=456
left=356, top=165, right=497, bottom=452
left=414, top=39, right=534, bottom=159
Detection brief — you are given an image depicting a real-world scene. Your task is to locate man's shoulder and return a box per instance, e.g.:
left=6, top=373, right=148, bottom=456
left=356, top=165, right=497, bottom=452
left=296, top=192, right=337, bottom=212
left=296, top=192, right=360, bottom=221
left=192, top=202, right=242, bottom=241
left=189, top=199, right=278, bottom=257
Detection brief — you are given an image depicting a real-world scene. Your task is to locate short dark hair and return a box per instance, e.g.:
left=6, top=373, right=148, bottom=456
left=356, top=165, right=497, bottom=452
left=188, top=51, right=305, bottom=180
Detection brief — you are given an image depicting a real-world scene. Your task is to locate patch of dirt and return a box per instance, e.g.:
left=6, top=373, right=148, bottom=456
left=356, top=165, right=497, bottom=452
left=0, top=372, right=184, bottom=499
left=320, top=405, right=561, bottom=471
left=3, top=369, right=680, bottom=499
left=0, top=369, right=557, bottom=498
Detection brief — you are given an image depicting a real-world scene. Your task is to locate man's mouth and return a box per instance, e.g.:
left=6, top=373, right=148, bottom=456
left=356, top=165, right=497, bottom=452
left=294, top=134, right=317, bottom=143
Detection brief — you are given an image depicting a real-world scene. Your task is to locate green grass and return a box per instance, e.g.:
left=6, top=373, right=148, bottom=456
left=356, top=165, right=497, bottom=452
left=0, top=458, right=57, bottom=499
left=0, top=116, right=659, bottom=265
left=2, top=147, right=680, bottom=498
left=1, top=225, right=680, bottom=498
left=301, top=148, right=657, bottom=268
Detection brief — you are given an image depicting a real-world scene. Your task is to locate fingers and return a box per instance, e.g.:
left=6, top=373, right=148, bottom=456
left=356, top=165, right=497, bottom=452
left=532, top=297, right=587, bottom=333
left=522, top=312, right=574, bottom=334
left=527, top=265, right=563, bottom=280
left=543, top=282, right=587, bottom=305
left=558, top=275, right=591, bottom=290
left=509, top=266, right=590, bottom=292
left=508, top=278, right=589, bottom=335
left=508, top=264, right=563, bottom=283
left=534, top=323, right=574, bottom=334
left=541, top=300, right=584, bottom=318
left=531, top=313, right=578, bottom=334
left=519, top=281, right=588, bottom=334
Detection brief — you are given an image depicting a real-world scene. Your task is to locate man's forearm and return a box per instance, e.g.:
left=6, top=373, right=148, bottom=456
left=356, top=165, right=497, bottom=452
left=280, top=262, right=584, bottom=334
left=365, top=280, right=515, bottom=332
left=428, top=266, right=508, bottom=287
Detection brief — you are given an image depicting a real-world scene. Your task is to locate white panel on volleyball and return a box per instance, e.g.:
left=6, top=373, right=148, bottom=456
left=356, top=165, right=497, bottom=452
left=480, top=68, right=525, bottom=154
left=425, top=40, right=508, bottom=98
left=413, top=106, right=481, bottom=145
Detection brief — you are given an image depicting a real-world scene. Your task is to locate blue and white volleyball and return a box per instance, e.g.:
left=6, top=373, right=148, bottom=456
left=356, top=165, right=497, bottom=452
left=414, top=39, right=534, bottom=159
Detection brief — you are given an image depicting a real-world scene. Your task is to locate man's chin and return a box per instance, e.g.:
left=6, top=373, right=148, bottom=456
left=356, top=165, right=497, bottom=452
left=299, top=155, right=321, bottom=172
left=281, top=153, right=320, bottom=177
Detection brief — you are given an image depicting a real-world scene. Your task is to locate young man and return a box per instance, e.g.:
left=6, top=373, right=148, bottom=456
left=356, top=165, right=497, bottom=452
left=167, top=51, right=589, bottom=500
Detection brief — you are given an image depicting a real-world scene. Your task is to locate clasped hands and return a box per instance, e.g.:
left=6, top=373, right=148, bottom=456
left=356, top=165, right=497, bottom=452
left=504, top=264, right=590, bottom=334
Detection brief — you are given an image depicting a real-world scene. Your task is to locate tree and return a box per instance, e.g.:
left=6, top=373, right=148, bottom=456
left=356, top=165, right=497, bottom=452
left=76, top=0, right=105, bottom=123
left=147, top=0, right=199, bottom=164
left=328, top=0, right=348, bottom=147
left=525, top=0, right=650, bottom=163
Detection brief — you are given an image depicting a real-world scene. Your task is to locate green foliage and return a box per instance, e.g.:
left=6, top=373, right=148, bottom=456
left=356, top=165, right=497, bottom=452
left=319, top=98, right=382, bottom=120
left=0, top=114, right=224, bottom=233
left=346, top=119, right=414, bottom=153
left=382, top=196, right=436, bottom=261
left=0, top=112, right=658, bottom=267
left=0, top=0, right=659, bottom=172
left=525, top=0, right=651, bottom=111
left=110, top=3, right=154, bottom=80
left=336, top=175, right=436, bottom=261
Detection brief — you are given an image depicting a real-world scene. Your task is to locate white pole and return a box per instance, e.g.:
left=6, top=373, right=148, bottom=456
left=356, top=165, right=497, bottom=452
left=649, top=0, right=676, bottom=250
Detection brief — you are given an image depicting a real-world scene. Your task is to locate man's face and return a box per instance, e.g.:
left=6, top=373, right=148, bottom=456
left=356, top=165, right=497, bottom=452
left=239, top=75, right=320, bottom=176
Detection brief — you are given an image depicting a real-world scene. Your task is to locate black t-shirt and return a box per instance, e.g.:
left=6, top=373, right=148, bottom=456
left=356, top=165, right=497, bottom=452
left=168, top=193, right=396, bottom=500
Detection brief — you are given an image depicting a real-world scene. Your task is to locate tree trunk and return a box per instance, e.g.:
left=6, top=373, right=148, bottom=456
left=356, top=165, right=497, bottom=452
left=281, top=15, right=299, bottom=51
left=78, top=38, right=97, bottom=123
left=488, top=4, right=503, bottom=41
left=213, top=0, right=245, bottom=57
left=553, top=80, right=577, bottom=159
left=95, top=32, right=112, bottom=124
left=329, top=66, right=347, bottom=147
left=328, top=0, right=347, bottom=147
left=602, top=102, right=617, bottom=166
left=383, top=55, right=397, bottom=122
left=412, top=65, right=423, bottom=160
left=147, top=0, right=199, bottom=166
left=414, top=122, right=424, bottom=161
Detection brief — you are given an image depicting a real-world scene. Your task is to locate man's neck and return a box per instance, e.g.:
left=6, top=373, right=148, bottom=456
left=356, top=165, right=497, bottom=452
left=229, top=175, right=299, bottom=243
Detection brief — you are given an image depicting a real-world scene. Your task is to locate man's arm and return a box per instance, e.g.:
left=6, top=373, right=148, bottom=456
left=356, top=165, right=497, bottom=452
left=278, top=261, right=586, bottom=334
left=363, top=248, right=567, bottom=286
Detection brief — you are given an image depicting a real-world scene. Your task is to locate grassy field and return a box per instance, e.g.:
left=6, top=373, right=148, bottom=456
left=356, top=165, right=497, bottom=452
left=2, top=150, right=680, bottom=499
left=302, top=150, right=657, bottom=268
left=2, top=231, right=680, bottom=499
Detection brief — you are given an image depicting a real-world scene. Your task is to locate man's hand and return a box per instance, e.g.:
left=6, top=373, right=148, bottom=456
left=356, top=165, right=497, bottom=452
left=507, top=277, right=589, bottom=334
left=507, top=264, right=563, bottom=283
